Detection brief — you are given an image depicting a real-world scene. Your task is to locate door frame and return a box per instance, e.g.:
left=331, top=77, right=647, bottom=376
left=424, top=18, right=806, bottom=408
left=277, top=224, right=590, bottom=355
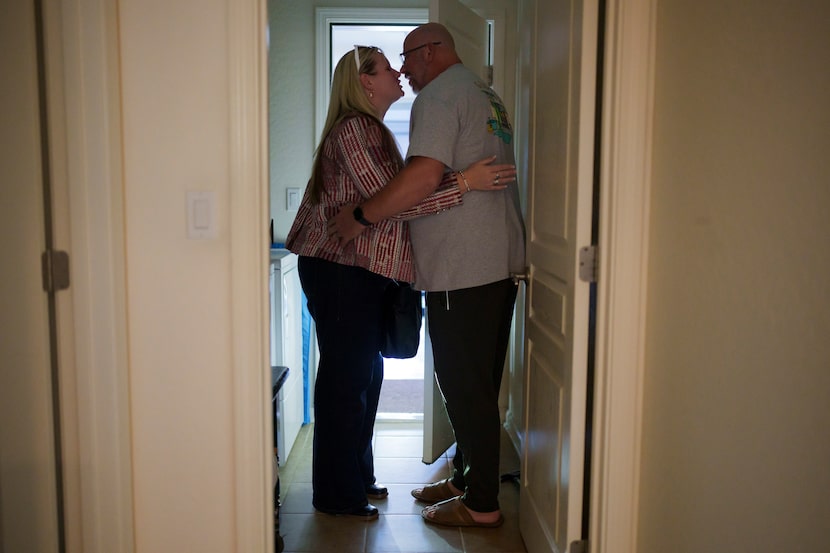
left=51, top=0, right=135, bottom=551
left=63, top=0, right=656, bottom=551
left=588, top=0, right=655, bottom=551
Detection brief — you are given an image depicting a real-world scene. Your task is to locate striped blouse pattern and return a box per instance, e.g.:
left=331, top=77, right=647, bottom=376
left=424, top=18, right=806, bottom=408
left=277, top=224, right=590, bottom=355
left=286, top=114, right=462, bottom=283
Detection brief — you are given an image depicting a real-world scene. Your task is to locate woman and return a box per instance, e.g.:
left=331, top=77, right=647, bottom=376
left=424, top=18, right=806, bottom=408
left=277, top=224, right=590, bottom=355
left=285, top=46, right=512, bottom=520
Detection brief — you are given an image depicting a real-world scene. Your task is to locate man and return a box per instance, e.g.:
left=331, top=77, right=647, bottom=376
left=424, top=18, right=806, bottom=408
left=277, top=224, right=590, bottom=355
left=328, top=23, right=526, bottom=528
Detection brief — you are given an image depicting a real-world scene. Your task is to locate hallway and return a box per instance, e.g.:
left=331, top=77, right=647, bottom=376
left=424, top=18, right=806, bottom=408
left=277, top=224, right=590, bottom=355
left=276, top=421, right=527, bottom=552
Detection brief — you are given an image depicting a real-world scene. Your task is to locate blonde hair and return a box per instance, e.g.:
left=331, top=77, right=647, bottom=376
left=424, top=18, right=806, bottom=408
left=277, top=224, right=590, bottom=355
left=308, top=46, right=401, bottom=203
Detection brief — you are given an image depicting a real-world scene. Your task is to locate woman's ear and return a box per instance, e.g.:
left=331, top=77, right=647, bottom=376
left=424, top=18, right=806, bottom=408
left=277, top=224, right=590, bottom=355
left=359, top=73, right=375, bottom=97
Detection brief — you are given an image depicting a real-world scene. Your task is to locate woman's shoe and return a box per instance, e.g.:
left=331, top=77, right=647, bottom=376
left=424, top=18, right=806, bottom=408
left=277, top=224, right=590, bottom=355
left=365, top=484, right=389, bottom=499
left=343, top=504, right=379, bottom=520
left=315, top=503, right=379, bottom=521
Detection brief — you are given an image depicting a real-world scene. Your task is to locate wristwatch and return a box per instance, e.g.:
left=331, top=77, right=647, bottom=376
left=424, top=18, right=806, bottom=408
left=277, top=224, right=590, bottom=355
left=353, top=206, right=373, bottom=227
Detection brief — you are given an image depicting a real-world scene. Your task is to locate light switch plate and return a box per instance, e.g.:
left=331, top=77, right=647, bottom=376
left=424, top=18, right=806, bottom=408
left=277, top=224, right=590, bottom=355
left=187, top=191, right=217, bottom=239
left=286, top=188, right=301, bottom=211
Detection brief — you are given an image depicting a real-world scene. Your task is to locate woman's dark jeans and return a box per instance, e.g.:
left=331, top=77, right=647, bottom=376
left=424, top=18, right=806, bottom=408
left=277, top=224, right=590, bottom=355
left=298, top=256, right=390, bottom=512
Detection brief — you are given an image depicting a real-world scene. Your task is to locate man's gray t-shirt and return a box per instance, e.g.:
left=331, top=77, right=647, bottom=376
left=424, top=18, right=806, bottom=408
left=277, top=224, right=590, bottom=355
left=407, top=63, right=526, bottom=292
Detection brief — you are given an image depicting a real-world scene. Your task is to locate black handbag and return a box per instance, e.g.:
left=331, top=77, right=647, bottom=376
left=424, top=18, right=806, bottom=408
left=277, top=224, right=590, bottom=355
left=380, top=281, right=422, bottom=359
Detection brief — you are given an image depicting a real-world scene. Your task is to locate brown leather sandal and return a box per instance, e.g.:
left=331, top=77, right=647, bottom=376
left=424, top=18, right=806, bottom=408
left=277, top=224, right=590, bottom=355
left=410, top=478, right=461, bottom=504
left=421, top=497, right=504, bottom=528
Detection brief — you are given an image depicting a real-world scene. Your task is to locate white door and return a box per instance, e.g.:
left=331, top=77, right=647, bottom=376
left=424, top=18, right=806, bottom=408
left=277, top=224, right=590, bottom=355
left=430, top=0, right=489, bottom=81
left=421, top=0, right=491, bottom=463
left=0, top=1, right=61, bottom=551
left=517, top=1, right=599, bottom=552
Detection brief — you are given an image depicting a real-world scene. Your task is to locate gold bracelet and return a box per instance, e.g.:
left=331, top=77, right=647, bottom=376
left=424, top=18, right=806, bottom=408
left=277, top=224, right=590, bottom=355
left=458, top=170, right=471, bottom=193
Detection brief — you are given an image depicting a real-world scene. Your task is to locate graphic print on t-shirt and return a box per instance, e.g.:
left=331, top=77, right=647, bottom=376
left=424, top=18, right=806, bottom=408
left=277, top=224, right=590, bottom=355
left=478, top=83, right=513, bottom=145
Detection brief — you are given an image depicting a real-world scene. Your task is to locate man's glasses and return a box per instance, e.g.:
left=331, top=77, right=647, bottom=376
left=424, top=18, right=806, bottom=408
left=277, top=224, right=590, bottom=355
left=399, top=41, right=442, bottom=64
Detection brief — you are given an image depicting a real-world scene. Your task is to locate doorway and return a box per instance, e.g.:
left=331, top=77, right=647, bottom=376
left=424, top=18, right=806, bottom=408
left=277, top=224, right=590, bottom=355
left=311, top=14, right=428, bottom=420
left=267, top=4, right=607, bottom=549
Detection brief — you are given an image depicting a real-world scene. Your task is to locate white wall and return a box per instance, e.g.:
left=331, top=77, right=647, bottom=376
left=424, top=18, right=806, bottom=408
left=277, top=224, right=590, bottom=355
left=639, top=1, right=830, bottom=551
left=119, top=0, right=237, bottom=550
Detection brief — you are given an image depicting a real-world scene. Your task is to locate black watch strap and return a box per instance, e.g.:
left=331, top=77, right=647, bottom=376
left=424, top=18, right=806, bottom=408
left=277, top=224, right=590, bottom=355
left=353, top=206, right=373, bottom=227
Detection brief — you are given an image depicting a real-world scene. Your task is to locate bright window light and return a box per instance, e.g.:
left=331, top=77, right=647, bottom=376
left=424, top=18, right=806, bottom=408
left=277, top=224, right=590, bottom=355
left=331, top=24, right=417, bottom=154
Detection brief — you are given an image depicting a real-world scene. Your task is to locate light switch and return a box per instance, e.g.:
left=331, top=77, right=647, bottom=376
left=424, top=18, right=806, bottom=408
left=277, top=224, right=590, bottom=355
left=187, top=191, right=217, bottom=239
left=286, top=188, right=301, bottom=211
left=193, top=198, right=210, bottom=229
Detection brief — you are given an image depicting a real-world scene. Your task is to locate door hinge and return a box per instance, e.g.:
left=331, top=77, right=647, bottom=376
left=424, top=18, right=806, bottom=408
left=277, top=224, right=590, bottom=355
left=578, top=245, right=598, bottom=283
left=42, top=250, right=70, bottom=292
left=570, top=539, right=589, bottom=553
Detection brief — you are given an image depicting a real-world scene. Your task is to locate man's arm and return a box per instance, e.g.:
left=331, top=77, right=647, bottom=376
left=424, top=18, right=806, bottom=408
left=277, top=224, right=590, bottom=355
left=362, top=156, right=445, bottom=221
left=327, top=156, right=445, bottom=244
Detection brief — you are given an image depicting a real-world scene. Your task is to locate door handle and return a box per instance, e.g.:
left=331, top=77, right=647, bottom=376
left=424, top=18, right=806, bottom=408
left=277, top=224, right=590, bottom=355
left=510, top=270, right=529, bottom=286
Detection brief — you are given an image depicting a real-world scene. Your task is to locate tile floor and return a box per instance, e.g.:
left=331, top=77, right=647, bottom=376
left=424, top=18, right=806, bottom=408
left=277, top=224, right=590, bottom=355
left=276, top=420, right=528, bottom=553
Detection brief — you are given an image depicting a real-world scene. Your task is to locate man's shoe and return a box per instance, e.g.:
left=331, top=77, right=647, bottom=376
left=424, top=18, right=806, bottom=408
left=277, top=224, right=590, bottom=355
left=366, top=484, right=389, bottom=499
left=411, top=479, right=461, bottom=504
left=421, top=497, right=503, bottom=528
